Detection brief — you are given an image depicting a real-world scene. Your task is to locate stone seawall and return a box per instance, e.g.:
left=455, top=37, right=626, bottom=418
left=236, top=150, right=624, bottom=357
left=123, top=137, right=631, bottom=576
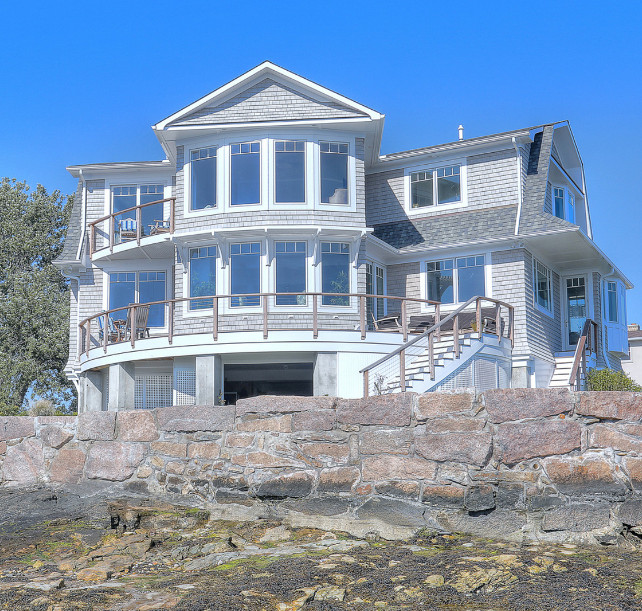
left=3, top=389, right=642, bottom=544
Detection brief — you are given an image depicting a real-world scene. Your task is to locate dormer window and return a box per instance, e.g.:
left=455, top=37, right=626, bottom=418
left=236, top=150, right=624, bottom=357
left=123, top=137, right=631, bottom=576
left=275, top=141, right=305, bottom=203
left=231, top=142, right=260, bottom=205
left=411, top=165, right=461, bottom=208
left=320, top=142, right=348, bottom=204
left=552, top=186, right=575, bottom=223
left=190, top=147, right=217, bottom=210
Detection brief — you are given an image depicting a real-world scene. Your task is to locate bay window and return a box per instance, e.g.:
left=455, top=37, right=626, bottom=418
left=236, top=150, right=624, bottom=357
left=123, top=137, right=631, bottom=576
left=231, top=142, right=260, bottom=205
left=426, top=256, right=484, bottom=304
left=190, top=147, right=217, bottom=210
left=230, top=242, right=261, bottom=306
left=411, top=165, right=461, bottom=209
left=189, top=246, right=217, bottom=310
left=321, top=242, right=350, bottom=305
left=275, top=241, right=306, bottom=305
left=109, top=271, right=166, bottom=326
left=275, top=141, right=305, bottom=203
left=320, top=142, right=348, bottom=204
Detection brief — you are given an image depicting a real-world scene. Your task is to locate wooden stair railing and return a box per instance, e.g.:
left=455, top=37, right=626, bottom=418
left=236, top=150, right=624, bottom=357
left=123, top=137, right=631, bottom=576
left=568, top=319, right=599, bottom=390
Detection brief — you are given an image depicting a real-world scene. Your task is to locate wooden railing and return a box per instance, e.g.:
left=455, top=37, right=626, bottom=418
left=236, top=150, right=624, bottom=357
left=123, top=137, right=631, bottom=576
left=360, top=296, right=514, bottom=397
left=77, top=292, right=442, bottom=358
left=88, top=197, right=176, bottom=255
left=568, top=319, right=599, bottom=391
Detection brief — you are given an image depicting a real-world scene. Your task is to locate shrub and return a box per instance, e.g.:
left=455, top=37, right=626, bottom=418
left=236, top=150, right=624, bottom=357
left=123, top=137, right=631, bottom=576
left=28, top=399, right=58, bottom=416
left=586, top=368, right=642, bottom=392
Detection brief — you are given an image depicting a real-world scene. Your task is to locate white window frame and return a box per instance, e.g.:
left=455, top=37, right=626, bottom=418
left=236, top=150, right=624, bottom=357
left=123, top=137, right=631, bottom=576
left=533, top=259, right=554, bottom=317
left=187, top=245, right=218, bottom=313
left=404, top=159, right=467, bottom=216
left=228, top=241, right=263, bottom=309
left=272, top=240, right=309, bottom=307
left=318, top=241, right=353, bottom=309
left=229, top=140, right=262, bottom=208
left=551, top=184, right=576, bottom=223
left=188, top=146, right=218, bottom=213
left=420, top=253, right=487, bottom=310
left=272, top=140, right=307, bottom=206
left=108, top=182, right=169, bottom=217
left=318, top=140, right=351, bottom=208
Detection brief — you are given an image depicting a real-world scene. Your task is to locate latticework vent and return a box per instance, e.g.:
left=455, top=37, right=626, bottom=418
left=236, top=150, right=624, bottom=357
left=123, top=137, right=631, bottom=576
left=135, top=374, right=173, bottom=409
left=174, top=369, right=196, bottom=406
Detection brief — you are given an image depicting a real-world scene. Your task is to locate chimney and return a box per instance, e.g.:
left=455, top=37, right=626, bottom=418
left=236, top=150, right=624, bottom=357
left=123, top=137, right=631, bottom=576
left=458, top=125, right=464, bottom=141
left=629, top=323, right=640, bottom=332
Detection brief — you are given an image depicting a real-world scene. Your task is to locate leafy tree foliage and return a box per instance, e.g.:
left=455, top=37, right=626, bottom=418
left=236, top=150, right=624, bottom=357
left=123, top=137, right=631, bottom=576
left=0, top=178, right=74, bottom=412
left=587, top=367, right=642, bottom=392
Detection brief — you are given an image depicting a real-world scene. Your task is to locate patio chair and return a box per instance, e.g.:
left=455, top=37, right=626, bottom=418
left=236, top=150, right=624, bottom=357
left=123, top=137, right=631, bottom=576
left=97, top=315, right=121, bottom=343
left=149, top=219, right=171, bottom=235
left=124, top=303, right=151, bottom=340
left=371, top=312, right=402, bottom=332
left=119, top=218, right=137, bottom=241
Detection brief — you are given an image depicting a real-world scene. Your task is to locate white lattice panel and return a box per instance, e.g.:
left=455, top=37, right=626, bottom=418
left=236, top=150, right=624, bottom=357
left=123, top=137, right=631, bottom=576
left=135, top=374, right=173, bottom=409
left=174, top=369, right=196, bottom=406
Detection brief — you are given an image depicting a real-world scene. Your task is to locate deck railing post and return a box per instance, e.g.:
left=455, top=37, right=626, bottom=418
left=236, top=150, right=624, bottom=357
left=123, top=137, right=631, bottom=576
left=360, top=296, right=366, bottom=340
left=435, top=303, right=441, bottom=341
left=170, top=198, right=175, bottom=234
left=509, top=306, right=514, bottom=348
left=476, top=298, right=482, bottom=339
left=130, top=305, right=137, bottom=348
left=399, top=349, right=406, bottom=392
left=364, top=370, right=369, bottom=398
left=136, top=206, right=142, bottom=246
left=90, top=224, right=95, bottom=255
left=103, top=313, right=108, bottom=353
left=453, top=314, right=460, bottom=358
left=78, top=324, right=83, bottom=359
left=313, top=294, right=318, bottom=339
left=495, top=303, right=501, bottom=341
left=168, top=302, right=174, bottom=345
left=109, top=216, right=115, bottom=253
left=263, top=295, right=268, bottom=339
left=212, top=297, right=218, bottom=341
left=401, top=300, right=408, bottom=342
left=85, top=320, right=90, bottom=357
left=429, top=332, right=435, bottom=380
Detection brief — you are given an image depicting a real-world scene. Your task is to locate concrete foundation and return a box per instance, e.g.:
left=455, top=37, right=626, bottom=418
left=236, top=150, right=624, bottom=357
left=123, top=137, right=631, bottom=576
left=196, top=355, right=222, bottom=405
left=108, top=362, right=135, bottom=411
left=314, top=352, right=337, bottom=396
left=79, top=370, right=103, bottom=413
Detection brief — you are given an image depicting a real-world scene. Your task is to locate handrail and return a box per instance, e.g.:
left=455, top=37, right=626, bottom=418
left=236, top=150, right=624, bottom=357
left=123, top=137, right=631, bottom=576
left=88, top=197, right=176, bottom=255
left=568, top=318, right=598, bottom=390
left=360, top=296, right=514, bottom=375
left=77, top=292, right=444, bottom=357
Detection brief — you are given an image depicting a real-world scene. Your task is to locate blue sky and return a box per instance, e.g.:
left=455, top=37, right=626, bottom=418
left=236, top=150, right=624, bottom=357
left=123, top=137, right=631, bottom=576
left=1, top=0, right=641, bottom=320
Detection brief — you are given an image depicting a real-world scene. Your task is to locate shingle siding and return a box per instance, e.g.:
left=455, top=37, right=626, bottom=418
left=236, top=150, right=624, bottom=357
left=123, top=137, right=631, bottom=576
left=171, top=79, right=367, bottom=127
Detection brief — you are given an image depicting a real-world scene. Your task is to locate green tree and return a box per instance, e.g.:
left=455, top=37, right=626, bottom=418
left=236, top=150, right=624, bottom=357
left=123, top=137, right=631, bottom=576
left=0, top=178, right=74, bottom=412
left=586, top=368, right=642, bottom=392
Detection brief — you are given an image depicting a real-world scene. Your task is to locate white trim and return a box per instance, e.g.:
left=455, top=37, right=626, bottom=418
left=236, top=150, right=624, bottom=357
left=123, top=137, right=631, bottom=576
left=403, top=158, right=467, bottom=217
left=532, top=258, right=554, bottom=318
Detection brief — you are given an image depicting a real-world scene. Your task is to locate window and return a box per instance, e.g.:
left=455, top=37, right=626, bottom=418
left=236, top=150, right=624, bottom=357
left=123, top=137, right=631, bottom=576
left=534, top=260, right=552, bottom=312
left=426, top=256, right=484, bottom=304
left=607, top=281, right=618, bottom=323
left=320, top=142, right=348, bottom=204
left=230, top=242, right=261, bottom=306
left=109, top=271, right=166, bottom=327
left=190, top=147, right=217, bottom=210
left=411, top=165, right=461, bottom=208
left=231, top=142, right=260, bottom=205
left=112, top=185, right=165, bottom=239
left=189, top=246, right=217, bottom=310
left=275, top=141, right=305, bottom=203
left=275, top=241, right=306, bottom=305
left=366, top=263, right=385, bottom=320
left=321, top=242, right=350, bottom=305
left=552, top=186, right=576, bottom=223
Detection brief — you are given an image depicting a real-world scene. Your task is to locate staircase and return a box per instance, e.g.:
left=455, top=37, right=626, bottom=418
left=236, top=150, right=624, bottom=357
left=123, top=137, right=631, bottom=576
left=549, top=354, right=575, bottom=389
left=362, top=296, right=515, bottom=396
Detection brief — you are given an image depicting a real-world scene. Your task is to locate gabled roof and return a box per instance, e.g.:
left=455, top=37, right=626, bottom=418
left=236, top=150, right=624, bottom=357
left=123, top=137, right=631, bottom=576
left=153, top=61, right=383, bottom=131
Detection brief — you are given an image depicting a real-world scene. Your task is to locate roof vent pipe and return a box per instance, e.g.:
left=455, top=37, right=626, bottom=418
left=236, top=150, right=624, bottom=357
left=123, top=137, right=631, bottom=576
left=458, top=125, right=464, bottom=141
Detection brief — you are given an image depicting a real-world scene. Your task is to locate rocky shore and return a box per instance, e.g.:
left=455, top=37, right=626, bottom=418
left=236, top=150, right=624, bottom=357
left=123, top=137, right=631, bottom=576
left=1, top=488, right=642, bottom=610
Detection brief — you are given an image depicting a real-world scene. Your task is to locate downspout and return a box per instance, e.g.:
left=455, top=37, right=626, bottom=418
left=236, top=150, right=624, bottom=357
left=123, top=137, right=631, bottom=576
left=512, top=137, right=523, bottom=235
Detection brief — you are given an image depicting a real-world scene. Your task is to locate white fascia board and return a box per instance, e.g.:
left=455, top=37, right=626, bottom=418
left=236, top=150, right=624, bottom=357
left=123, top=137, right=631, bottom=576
left=371, top=130, right=532, bottom=173
left=153, top=61, right=383, bottom=132
left=66, top=160, right=173, bottom=178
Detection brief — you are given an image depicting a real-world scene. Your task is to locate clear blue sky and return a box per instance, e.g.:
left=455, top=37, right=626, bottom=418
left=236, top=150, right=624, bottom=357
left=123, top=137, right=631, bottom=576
left=1, top=1, right=640, bottom=320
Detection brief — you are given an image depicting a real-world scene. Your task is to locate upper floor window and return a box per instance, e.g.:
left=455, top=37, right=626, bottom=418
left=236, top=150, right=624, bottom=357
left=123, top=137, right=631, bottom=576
left=320, top=142, right=348, bottom=204
left=321, top=242, right=350, bottom=305
left=552, top=186, right=576, bottom=223
left=112, top=185, right=164, bottom=238
left=534, top=259, right=552, bottom=312
left=191, top=147, right=217, bottom=210
left=275, top=141, right=305, bottom=203
left=275, top=241, right=306, bottom=305
left=426, top=255, right=484, bottom=304
left=231, top=142, right=260, bottom=205
left=607, top=281, right=618, bottom=323
left=230, top=242, right=261, bottom=306
left=189, top=246, right=217, bottom=310
left=411, top=165, right=461, bottom=208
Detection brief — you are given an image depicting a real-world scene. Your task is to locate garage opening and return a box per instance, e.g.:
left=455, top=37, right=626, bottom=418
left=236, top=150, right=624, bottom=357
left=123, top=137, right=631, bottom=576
left=223, top=362, right=314, bottom=404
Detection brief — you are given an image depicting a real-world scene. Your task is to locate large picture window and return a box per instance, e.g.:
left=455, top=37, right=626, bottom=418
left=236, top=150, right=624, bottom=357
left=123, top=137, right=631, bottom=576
left=320, top=142, right=348, bottom=204
left=411, top=165, right=461, bottom=208
left=275, top=241, right=306, bottom=305
left=275, top=141, right=305, bottom=203
left=231, top=142, right=260, bottom=206
left=321, top=242, right=350, bottom=305
left=189, top=246, right=217, bottom=310
left=109, top=271, right=166, bottom=326
left=190, top=147, right=217, bottom=210
left=534, top=260, right=552, bottom=312
left=230, top=242, right=261, bottom=306
left=426, top=256, right=484, bottom=304
left=112, top=185, right=165, bottom=240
